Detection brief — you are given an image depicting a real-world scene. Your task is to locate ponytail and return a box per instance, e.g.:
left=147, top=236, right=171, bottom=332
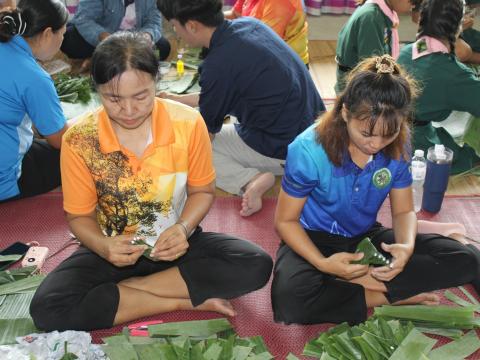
left=0, top=10, right=26, bottom=42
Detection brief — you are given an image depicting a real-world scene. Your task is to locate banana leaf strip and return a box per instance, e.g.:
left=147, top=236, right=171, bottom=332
left=444, top=290, right=480, bottom=311
left=0, top=266, right=37, bottom=285
left=102, top=343, right=139, bottom=360
left=0, top=291, right=35, bottom=319
left=0, top=274, right=45, bottom=296
left=427, top=330, right=480, bottom=360
left=388, top=328, right=436, bottom=360
left=149, top=318, right=232, bottom=338
left=459, top=286, right=480, bottom=305
left=0, top=254, right=22, bottom=262
left=286, top=354, right=300, bottom=360
left=0, top=317, right=38, bottom=345
left=167, top=74, right=196, bottom=94
left=416, top=327, right=463, bottom=339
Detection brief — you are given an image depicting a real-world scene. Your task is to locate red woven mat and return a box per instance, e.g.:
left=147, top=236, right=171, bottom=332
left=1, top=193, right=480, bottom=358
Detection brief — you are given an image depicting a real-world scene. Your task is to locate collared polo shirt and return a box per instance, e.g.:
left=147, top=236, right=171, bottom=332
left=199, top=18, right=324, bottom=160
left=61, top=98, right=215, bottom=244
left=282, top=125, right=412, bottom=237
left=0, top=35, right=66, bottom=200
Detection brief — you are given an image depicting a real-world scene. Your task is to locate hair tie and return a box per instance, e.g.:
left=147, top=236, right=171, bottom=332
left=0, top=15, right=17, bottom=34
left=16, top=12, right=27, bottom=36
left=375, top=55, right=396, bottom=74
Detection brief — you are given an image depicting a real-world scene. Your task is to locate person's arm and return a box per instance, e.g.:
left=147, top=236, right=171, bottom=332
left=137, top=0, right=162, bottom=43
left=44, top=124, right=68, bottom=149
left=447, top=66, right=480, bottom=116
left=158, top=92, right=200, bottom=108
left=259, top=0, right=296, bottom=39
left=72, top=0, right=111, bottom=46
left=67, top=211, right=147, bottom=267
left=275, top=189, right=367, bottom=279
left=371, top=186, right=416, bottom=281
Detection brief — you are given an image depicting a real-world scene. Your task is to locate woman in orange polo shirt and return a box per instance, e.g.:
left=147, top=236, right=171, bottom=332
left=225, top=0, right=309, bottom=64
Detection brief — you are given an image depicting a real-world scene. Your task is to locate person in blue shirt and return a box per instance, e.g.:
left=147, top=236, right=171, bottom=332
left=271, top=55, right=480, bottom=325
left=0, top=0, right=69, bottom=202
left=60, top=0, right=170, bottom=63
left=157, top=0, right=325, bottom=217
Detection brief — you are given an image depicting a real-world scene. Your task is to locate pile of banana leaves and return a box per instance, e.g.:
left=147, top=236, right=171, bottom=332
left=0, top=264, right=44, bottom=345
left=54, top=73, right=93, bottom=104
left=102, top=318, right=274, bottom=360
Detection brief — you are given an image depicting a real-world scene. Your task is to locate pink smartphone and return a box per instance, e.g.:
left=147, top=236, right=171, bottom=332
left=21, top=246, right=49, bottom=270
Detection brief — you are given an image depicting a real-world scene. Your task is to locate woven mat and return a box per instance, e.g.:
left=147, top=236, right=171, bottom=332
left=1, top=193, right=480, bottom=358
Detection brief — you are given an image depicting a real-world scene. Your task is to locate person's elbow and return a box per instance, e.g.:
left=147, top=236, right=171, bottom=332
left=44, top=124, right=68, bottom=149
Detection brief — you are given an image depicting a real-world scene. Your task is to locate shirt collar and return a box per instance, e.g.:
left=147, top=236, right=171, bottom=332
left=209, top=20, right=230, bottom=50
left=412, top=36, right=449, bottom=60
left=99, top=98, right=175, bottom=154
left=11, top=35, right=34, bottom=58
left=333, top=151, right=390, bottom=177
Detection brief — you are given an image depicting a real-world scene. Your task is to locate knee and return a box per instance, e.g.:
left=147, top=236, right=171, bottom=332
left=245, top=250, right=273, bottom=290
left=30, top=286, right=68, bottom=331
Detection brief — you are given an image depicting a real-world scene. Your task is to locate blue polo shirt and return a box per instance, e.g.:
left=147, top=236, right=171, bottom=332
left=199, top=18, right=325, bottom=160
left=0, top=36, right=65, bottom=200
left=282, top=125, right=412, bottom=237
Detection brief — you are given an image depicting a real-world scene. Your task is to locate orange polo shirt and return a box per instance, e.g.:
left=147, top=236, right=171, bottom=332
left=61, top=98, right=215, bottom=242
left=233, top=0, right=309, bottom=64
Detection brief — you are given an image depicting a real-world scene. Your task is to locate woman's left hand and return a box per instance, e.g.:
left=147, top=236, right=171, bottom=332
left=150, top=224, right=189, bottom=261
left=371, top=242, right=412, bottom=282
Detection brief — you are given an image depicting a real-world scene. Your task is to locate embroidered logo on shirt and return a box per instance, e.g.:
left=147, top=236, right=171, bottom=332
left=372, top=168, right=392, bottom=189
left=416, top=38, right=428, bottom=54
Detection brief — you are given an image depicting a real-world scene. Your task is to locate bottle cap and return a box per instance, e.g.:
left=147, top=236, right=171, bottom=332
left=414, top=149, right=424, bottom=158
left=177, top=54, right=183, bottom=59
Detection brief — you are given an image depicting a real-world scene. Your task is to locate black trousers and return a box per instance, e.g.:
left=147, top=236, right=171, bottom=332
left=61, top=24, right=171, bottom=60
left=271, top=223, right=479, bottom=325
left=30, top=229, right=273, bottom=331
left=0, top=139, right=60, bottom=203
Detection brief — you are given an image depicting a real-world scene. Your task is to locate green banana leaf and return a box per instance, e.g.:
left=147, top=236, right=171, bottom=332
left=444, top=290, right=480, bottom=312
left=459, top=286, right=480, bottom=305
left=0, top=317, right=38, bottom=345
left=0, top=291, right=35, bottom=319
left=0, top=274, right=45, bottom=296
left=0, top=254, right=22, bottom=262
left=351, top=237, right=389, bottom=265
left=389, top=328, right=436, bottom=360
left=416, top=327, right=463, bottom=340
left=149, top=318, right=232, bottom=338
left=0, top=266, right=38, bottom=285
left=427, top=330, right=480, bottom=360
left=102, top=343, right=139, bottom=360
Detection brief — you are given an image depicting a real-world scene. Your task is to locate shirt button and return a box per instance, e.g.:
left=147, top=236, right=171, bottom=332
left=355, top=187, right=359, bottom=192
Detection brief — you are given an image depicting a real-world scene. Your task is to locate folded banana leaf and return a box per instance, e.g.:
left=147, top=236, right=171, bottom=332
left=389, top=328, right=436, bottom=360
left=0, top=317, right=38, bottom=345
left=166, top=73, right=196, bottom=94
left=149, top=318, right=232, bottom=338
left=427, top=330, right=480, bottom=360
left=351, top=237, right=390, bottom=266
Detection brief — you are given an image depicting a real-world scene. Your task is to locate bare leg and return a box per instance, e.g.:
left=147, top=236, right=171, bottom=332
left=364, top=289, right=440, bottom=308
left=417, top=220, right=466, bottom=238
left=239, top=172, right=275, bottom=217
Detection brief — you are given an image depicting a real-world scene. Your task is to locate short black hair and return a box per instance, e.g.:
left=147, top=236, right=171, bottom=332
left=157, top=0, right=224, bottom=27
left=91, top=31, right=158, bottom=87
left=0, top=0, right=68, bottom=43
left=417, top=0, right=463, bottom=55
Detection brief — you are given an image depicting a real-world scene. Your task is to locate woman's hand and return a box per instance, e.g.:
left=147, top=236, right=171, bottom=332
left=320, top=252, right=369, bottom=280
left=101, top=235, right=148, bottom=267
left=150, top=224, right=190, bottom=261
left=371, top=242, right=412, bottom=281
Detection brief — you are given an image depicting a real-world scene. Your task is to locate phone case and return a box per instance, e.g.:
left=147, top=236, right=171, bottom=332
left=21, top=246, right=49, bottom=270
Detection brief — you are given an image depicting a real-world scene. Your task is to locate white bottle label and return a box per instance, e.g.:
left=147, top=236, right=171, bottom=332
left=411, top=161, right=426, bottom=181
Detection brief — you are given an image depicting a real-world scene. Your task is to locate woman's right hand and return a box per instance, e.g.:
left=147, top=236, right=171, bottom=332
left=101, top=235, right=148, bottom=267
left=319, top=252, right=368, bottom=280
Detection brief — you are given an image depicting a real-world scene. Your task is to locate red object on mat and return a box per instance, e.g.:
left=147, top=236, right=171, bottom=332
left=1, top=193, right=480, bottom=358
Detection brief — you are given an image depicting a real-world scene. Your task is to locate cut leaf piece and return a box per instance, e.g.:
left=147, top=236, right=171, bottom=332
left=389, top=328, right=436, bottom=360
left=351, top=237, right=390, bottom=265
left=427, top=330, right=480, bottom=360
left=149, top=318, right=232, bottom=338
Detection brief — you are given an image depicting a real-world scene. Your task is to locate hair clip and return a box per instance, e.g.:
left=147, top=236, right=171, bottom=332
left=375, top=55, right=395, bottom=74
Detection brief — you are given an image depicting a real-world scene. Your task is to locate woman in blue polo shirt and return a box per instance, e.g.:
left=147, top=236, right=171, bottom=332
left=271, top=55, right=480, bottom=325
left=0, top=0, right=68, bottom=202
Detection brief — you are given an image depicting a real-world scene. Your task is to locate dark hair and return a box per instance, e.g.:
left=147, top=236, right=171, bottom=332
left=91, top=31, right=159, bottom=89
left=316, top=55, right=418, bottom=166
left=0, top=0, right=68, bottom=43
left=417, top=0, right=463, bottom=55
left=157, top=0, right=224, bottom=27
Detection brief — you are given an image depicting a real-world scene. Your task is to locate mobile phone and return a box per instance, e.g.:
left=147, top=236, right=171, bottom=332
left=21, top=246, right=49, bottom=270
left=0, top=242, right=30, bottom=270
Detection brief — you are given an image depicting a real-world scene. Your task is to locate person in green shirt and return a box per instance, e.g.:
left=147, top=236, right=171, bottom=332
left=458, top=0, right=480, bottom=64
left=334, top=0, right=418, bottom=94
left=397, top=0, right=480, bottom=174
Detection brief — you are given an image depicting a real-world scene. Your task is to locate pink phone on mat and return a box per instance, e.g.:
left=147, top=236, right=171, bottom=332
left=21, top=246, right=49, bottom=270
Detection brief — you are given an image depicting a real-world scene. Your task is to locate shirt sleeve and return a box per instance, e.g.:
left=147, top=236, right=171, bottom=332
left=138, top=0, right=162, bottom=43
left=187, top=115, right=216, bottom=186
left=257, top=0, right=295, bottom=39
left=61, top=135, right=98, bottom=215
left=281, top=137, right=320, bottom=198
left=198, top=62, right=235, bottom=134
left=232, top=0, right=245, bottom=14
left=23, top=73, right=66, bottom=136
left=391, top=159, right=413, bottom=189
left=356, top=9, right=388, bottom=60
left=72, top=0, right=109, bottom=46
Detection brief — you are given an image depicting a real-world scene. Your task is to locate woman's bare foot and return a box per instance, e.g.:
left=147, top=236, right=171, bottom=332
left=394, top=292, right=440, bottom=306
left=195, top=298, right=237, bottom=317
left=239, top=172, right=275, bottom=217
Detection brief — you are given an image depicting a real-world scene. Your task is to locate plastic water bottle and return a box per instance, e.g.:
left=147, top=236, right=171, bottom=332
left=411, top=149, right=426, bottom=213
left=176, top=53, right=184, bottom=78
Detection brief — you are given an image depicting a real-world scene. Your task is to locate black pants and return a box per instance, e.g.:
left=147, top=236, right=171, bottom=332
left=30, top=229, right=273, bottom=331
left=271, top=223, right=479, bottom=325
left=61, top=24, right=171, bottom=60
left=0, top=139, right=60, bottom=203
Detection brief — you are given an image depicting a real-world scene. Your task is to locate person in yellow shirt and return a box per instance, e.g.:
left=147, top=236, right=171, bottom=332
left=29, top=31, right=273, bottom=331
left=225, top=0, right=309, bottom=64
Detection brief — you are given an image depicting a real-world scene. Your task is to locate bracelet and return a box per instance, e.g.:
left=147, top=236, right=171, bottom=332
left=176, top=219, right=189, bottom=238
